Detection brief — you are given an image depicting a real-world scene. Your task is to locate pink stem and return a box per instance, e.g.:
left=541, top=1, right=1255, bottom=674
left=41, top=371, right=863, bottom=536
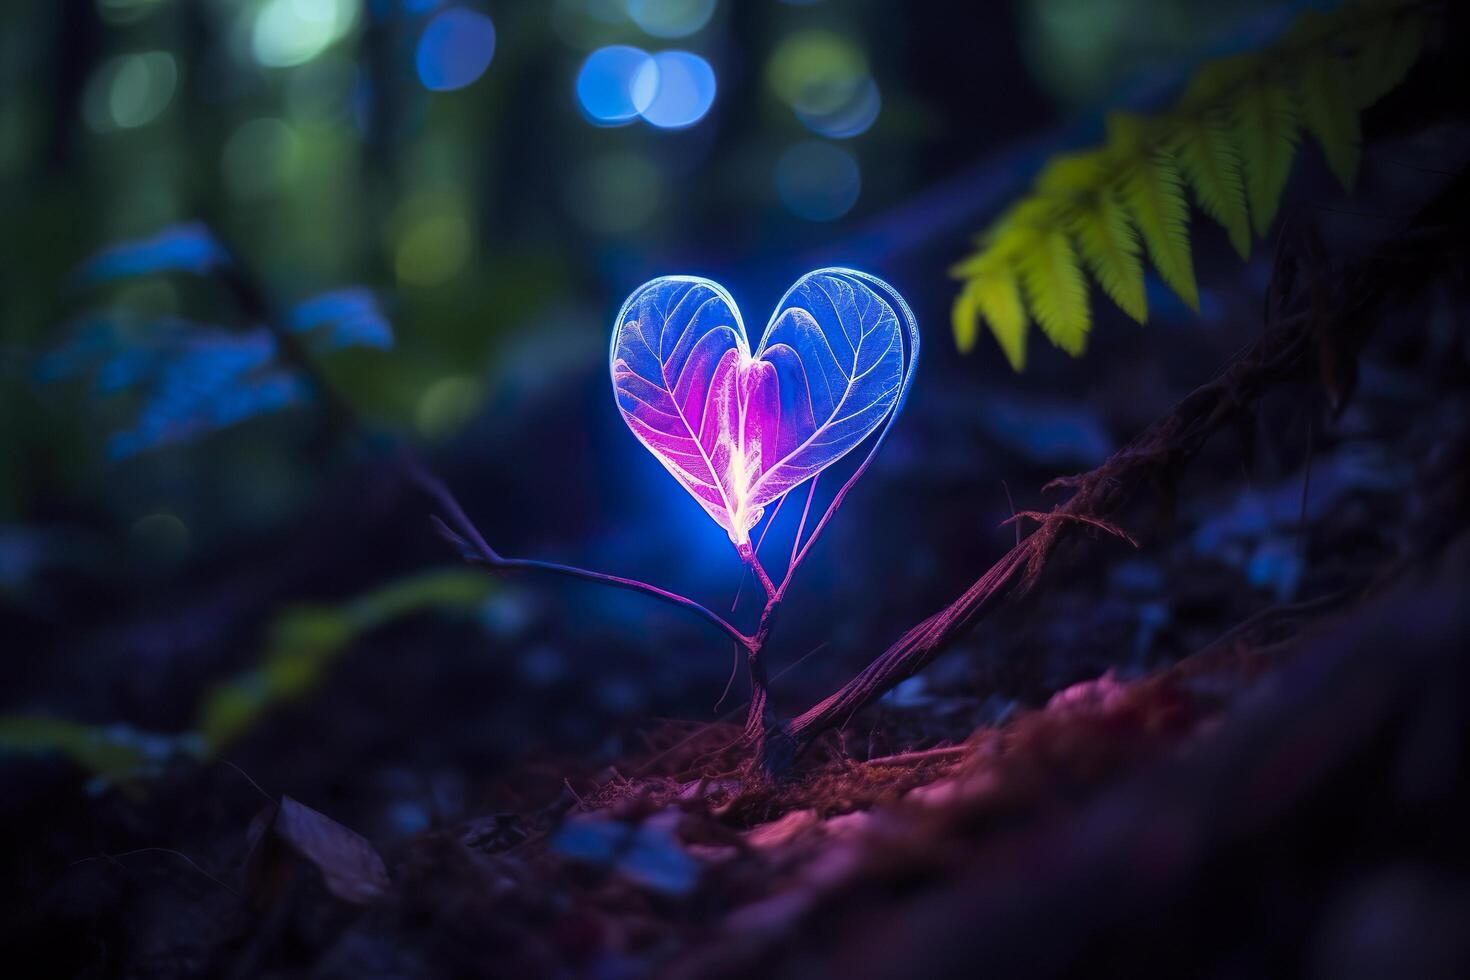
left=738, top=542, right=779, bottom=601
left=780, top=464, right=864, bottom=596
left=734, top=491, right=788, bottom=611
left=787, top=476, right=819, bottom=579
left=736, top=542, right=783, bottom=754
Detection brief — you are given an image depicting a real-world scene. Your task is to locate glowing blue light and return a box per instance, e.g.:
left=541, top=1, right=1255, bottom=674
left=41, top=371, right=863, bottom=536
left=635, top=50, right=715, bottom=129
left=626, top=0, right=716, bottom=39
left=415, top=7, right=496, bottom=92
left=796, top=76, right=880, bottom=139
left=610, top=269, right=915, bottom=547
left=290, top=288, right=394, bottom=350
left=251, top=0, right=360, bottom=69
left=78, top=223, right=229, bottom=285
left=774, top=141, right=860, bottom=221
left=576, top=45, right=658, bottom=125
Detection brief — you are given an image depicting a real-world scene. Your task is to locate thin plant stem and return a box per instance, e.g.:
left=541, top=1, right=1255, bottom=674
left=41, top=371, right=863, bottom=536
left=739, top=542, right=779, bottom=601
left=410, top=459, right=755, bottom=652
left=789, top=476, right=819, bottom=573
left=741, top=595, right=782, bottom=753
left=733, top=492, right=787, bottom=612
left=735, top=541, right=782, bottom=756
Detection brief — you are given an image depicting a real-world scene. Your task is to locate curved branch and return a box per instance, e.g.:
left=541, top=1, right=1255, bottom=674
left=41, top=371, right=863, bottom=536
left=407, top=459, right=754, bottom=651
left=475, top=549, right=754, bottom=651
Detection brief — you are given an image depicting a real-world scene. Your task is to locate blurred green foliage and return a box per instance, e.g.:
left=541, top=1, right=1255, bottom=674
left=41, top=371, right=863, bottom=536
left=2, top=2, right=571, bottom=531
left=953, top=0, right=1427, bottom=369
left=198, top=566, right=493, bottom=750
left=0, top=715, right=203, bottom=789
left=0, top=566, right=491, bottom=784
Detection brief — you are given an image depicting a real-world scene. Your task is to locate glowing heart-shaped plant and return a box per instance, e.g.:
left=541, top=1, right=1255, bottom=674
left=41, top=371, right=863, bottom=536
left=425, top=267, right=916, bottom=764
left=610, top=268, right=919, bottom=552
left=602, top=268, right=918, bottom=756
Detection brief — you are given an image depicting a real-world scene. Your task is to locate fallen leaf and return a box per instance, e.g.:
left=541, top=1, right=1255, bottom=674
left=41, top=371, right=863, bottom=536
left=272, top=796, right=389, bottom=904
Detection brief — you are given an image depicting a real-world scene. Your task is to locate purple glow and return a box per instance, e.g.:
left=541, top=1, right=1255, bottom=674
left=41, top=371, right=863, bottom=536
left=610, top=270, right=909, bottom=545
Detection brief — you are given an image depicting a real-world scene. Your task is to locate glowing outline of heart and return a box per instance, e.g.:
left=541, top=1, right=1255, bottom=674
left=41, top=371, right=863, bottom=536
left=610, top=267, right=919, bottom=549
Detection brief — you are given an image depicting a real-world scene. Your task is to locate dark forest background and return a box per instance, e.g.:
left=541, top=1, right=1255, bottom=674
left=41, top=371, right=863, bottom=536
left=3, top=1, right=1468, bottom=977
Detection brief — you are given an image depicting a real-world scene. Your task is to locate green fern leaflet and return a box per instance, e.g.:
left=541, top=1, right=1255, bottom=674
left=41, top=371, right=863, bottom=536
left=951, top=0, right=1429, bottom=370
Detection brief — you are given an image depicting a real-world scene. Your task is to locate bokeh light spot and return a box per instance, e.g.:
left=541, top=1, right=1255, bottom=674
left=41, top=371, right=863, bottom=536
left=251, top=0, right=360, bottom=69
left=391, top=191, right=473, bottom=286
left=576, top=45, right=657, bottom=125
left=415, top=7, right=496, bottom=92
left=416, top=374, right=484, bottom=438
left=796, top=76, right=880, bottom=138
left=396, top=214, right=472, bottom=286
left=767, top=30, right=867, bottom=116
left=774, top=140, right=860, bottom=221
left=221, top=117, right=302, bottom=200
left=83, top=52, right=178, bottom=132
left=626, top=0, right=716, bottom=39
left=635, top=50, right=715, bottom=129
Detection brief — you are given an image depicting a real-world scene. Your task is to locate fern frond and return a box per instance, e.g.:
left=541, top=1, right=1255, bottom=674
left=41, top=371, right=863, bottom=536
left=948, top=251, right=991, bottom=281
left=1109, top=114, right=1199, bottom=311
left=1353, top=8, right=1423, bottom=108
left=972, top=262, right=1030, bottom=370
left=952, top=278, right=979, bottom=353
left=1036, top=153, right=1148, bottom=323
left=1179, top=53, right=1254, bottom=108
left=949, top=0, right=1432, bottom=370
left=1069, top=193, right=1147, bottom=323
left=1172, top=113, right=1252, bottom=259
left=951, top=216, right=1031, bottom=370
left=1035, top=152, right=1107, bottom=198
left=1295, top=47, right=1361, bottom=190
left=1231, top=69, right=1299, bottom=237
left=1013, top=216, right=1090, bottom=357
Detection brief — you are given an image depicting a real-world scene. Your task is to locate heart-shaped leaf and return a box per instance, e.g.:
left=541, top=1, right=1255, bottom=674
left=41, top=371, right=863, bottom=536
left=611, top=268, right=918, bottom=546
